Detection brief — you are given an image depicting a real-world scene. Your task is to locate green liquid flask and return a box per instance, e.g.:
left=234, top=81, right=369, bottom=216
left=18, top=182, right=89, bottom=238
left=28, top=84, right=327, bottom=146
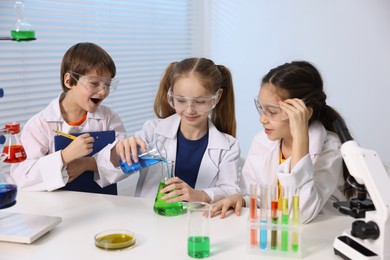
left=11, top=1, right=36, bottom=41
left=153, top=161, right=183, bottom=216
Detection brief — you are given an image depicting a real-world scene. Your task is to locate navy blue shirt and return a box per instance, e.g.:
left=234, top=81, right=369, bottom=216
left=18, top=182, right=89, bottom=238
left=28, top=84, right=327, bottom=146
left=175, top=130, right=209, bottom=188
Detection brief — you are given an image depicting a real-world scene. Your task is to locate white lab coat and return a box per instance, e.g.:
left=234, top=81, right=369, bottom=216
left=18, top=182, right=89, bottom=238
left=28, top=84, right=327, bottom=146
left=7, top=95, right=128, bottom=191
left=132, top=114, right=241, bottom=203
left=240, top=121, right=346, bottom=223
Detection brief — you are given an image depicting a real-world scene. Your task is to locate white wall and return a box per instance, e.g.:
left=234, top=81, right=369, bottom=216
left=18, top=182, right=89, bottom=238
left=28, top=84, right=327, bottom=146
left=205, top=0, right=390, bottom=164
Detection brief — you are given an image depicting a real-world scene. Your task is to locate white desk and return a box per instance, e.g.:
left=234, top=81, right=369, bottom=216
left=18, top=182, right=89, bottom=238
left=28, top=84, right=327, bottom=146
left=0, top=191, right=350, bottom=259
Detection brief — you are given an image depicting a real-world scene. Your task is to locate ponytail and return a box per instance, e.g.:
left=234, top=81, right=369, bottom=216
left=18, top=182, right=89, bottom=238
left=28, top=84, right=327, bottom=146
left=211, top=65, right=236, bottom=137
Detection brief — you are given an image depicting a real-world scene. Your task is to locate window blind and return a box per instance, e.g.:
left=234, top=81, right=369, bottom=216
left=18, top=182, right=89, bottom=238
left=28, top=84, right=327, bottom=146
left=0, top=0, right=199, bottom=180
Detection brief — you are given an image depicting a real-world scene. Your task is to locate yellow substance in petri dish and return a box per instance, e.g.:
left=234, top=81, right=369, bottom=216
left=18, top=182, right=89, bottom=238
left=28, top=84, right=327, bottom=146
left=95, top=233, right=136, bottom=250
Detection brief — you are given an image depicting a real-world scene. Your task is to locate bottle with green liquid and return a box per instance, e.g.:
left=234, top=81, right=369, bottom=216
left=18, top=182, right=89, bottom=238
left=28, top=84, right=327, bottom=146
left=153, top=160, right=183, bottom=216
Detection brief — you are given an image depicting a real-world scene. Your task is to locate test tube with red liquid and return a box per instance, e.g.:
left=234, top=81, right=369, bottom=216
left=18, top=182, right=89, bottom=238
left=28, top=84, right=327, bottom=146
left=270, top=184, right=279, bottom=250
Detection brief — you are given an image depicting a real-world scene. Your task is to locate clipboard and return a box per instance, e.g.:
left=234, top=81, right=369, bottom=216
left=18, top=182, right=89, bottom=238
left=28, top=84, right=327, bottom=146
left=54, top=130, right=115, bottom=157
left=54, top=130, right=117, bottom=195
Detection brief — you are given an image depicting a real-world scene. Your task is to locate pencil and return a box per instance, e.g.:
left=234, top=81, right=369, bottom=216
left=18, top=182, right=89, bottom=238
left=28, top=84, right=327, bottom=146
left=53, top=130, right=76, bottom=140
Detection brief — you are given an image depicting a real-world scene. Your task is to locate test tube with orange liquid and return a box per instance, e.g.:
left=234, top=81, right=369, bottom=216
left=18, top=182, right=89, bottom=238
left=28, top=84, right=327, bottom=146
left=249, top=184, right=258, bottom=247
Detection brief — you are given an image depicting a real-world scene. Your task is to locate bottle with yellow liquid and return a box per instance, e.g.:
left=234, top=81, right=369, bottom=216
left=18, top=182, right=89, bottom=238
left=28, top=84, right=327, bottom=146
left=153, top=160, right=183, bottom=216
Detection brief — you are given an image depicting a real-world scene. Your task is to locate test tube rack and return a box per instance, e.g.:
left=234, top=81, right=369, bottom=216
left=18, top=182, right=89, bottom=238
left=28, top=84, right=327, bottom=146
left=246, top=185, right=302, bottom=257
left=247, top=217, right=302, bottom=257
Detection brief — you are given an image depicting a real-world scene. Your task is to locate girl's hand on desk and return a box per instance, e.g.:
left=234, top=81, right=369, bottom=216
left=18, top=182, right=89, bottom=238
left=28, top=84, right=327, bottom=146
left=161, top=177, right=211, bottom=203
left=210, top=194, right=244, bottom=218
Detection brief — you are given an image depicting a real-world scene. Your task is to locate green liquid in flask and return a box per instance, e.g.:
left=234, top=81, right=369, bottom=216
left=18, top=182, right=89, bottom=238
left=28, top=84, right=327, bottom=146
left=153, top=181, right=183, bottom=216
left=11, top=30, right=35, bottom=41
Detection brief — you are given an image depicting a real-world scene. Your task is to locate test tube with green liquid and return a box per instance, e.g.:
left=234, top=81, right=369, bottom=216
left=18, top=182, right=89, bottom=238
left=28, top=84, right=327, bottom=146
left=281, top=187, right=289, bottom=251
left=292, top=188, right=300, bottom=252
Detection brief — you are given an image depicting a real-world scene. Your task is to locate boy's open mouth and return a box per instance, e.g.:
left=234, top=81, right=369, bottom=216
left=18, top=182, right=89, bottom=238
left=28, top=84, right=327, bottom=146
left=90, top=98, right=101, bottom=104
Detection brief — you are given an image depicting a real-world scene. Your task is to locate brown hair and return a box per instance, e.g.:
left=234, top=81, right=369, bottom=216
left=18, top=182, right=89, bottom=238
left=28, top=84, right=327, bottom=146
left=154, top=58, right=236, bottom=137
left=60, top=42, right=116, bottom=92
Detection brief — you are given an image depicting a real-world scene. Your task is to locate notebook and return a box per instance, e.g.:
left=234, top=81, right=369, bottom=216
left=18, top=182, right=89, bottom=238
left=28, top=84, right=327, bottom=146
left=54, top=130, right=118, bottom=195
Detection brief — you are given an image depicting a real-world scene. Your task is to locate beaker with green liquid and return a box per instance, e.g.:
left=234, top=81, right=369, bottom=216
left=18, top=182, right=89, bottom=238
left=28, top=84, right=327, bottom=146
left=153, top=160, right=184, bottom=216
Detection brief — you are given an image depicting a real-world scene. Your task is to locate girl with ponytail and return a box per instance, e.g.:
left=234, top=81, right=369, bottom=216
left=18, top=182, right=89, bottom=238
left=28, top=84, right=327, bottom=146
left=212, top=60, right=351, bottom=223
left=116, top=58, right=240, bottom=203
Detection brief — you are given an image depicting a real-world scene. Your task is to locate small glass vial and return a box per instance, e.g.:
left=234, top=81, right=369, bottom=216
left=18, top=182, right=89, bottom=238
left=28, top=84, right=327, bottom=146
left=2, top=122, right=27, bottom=163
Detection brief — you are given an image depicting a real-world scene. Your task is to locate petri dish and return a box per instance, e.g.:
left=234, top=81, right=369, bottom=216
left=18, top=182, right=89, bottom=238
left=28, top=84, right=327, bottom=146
left=94, top=229, right=136, bottom=250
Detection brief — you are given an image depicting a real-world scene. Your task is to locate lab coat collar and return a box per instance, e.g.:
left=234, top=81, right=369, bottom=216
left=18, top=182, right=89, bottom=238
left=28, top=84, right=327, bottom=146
left=155, top=113, right=230, bottom=150
left=42, top=94, right=107, bottom=123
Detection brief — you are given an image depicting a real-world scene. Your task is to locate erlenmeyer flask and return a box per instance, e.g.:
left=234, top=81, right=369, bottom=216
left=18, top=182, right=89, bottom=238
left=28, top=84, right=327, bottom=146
left=153, top=160, right=184, bottom=216
left=2, top=122, right=27, bottom=163
left=119, top=140, right=167, bottom=174
left=10, top=1, right=36, bottom=41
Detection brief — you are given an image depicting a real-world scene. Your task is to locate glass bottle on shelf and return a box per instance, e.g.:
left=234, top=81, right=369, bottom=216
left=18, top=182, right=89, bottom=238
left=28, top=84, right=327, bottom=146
left=10, top=1, right=35, bottom=41
left=2, top=122, right=27, bottom=163
left=153, top=160, right=184, bottom=216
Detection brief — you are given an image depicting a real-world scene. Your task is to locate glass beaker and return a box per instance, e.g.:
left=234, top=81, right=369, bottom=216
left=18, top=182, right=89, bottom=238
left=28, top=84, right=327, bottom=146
left=119, top=140, right=167, bottom=174
left=2, top=122, right=27, bottom=163
left=10, top=1, right=36, bottom=41
left=153, top=160, right=184, bottom=216
left=187, top=202, right=211, bottom=258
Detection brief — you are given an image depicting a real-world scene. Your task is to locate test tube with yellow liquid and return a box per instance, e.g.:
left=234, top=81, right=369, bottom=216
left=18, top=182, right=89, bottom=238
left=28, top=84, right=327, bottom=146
left=292, top=188, right=300, bottom=252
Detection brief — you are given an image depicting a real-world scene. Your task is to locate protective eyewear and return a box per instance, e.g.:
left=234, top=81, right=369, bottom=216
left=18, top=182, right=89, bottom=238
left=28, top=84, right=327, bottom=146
left=69, top=71, right=119, bottom=94
left=254, top=97, right=289, bottom=121
left=167, top=88, right=220, bottom=113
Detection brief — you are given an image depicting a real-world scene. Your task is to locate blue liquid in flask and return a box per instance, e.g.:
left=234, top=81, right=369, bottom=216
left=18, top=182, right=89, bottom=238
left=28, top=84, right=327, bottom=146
left=119, top=156, right=164, bottom=174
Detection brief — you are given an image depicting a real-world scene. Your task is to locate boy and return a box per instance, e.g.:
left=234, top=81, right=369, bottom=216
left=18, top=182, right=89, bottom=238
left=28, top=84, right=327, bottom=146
left=8, top=42, right=128, bottom=194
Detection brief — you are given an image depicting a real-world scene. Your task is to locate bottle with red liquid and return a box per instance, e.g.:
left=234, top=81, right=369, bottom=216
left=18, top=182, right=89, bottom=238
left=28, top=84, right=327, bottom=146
left=2, top=122, right=27, bottom=163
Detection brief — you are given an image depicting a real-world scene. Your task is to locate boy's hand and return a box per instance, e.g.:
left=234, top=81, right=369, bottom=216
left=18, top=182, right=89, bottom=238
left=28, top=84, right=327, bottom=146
left=66, top=157, right=97, bottom=183
left=61, top=133, right=94, bottom=165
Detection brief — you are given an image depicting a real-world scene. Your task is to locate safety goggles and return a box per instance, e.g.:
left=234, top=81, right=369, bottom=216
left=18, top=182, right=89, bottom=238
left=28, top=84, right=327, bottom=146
left=254, top=97, right=289, bottom=122
left=69, top=71, right=119, bottom=94
left=167, top=88, right=220, bottom=113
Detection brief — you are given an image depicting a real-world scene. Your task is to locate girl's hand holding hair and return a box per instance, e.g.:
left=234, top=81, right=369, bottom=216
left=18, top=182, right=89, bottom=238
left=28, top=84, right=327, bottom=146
left=279, top=98, right=312, bottom=169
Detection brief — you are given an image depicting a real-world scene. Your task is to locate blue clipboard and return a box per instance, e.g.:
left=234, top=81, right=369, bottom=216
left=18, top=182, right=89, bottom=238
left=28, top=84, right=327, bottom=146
left=54, top=130, right=115, bottom=157
left=54, top=130, right=117, bottom=195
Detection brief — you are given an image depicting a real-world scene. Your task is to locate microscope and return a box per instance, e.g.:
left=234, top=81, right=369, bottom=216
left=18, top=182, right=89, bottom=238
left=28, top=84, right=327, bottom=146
left=332, top=119, right=390, bottom=259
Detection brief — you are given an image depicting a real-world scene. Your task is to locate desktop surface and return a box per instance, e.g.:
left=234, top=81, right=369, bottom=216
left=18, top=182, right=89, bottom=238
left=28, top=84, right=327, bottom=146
left=0, top=190, right=349, bottom=259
